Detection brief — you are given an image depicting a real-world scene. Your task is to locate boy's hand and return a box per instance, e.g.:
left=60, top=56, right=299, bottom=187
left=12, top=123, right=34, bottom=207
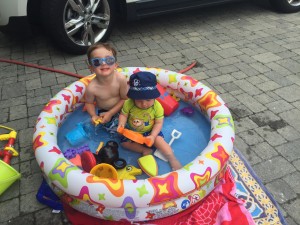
left=92, top=115, right=102, bottom=125
left=145, top=135, right=155, bottom=147
left=99, top=112, right=112, bottom=124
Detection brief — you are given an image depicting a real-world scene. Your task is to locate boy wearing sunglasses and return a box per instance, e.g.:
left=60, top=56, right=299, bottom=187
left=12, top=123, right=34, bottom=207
left=85, top=43, right=128, bottom=132
left=118, top=71, right=182, bottom=171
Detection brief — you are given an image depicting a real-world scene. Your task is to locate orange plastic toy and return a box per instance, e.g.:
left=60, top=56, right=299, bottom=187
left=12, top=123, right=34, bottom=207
left=117, top=127, right=153, bottom=147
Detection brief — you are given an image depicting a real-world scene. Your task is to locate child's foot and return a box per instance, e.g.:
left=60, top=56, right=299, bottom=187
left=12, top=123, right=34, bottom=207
left=169, top=159, right=182, bottom=171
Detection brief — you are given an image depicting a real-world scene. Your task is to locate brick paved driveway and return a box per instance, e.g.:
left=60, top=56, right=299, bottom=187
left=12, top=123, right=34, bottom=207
left=0, top=1, right=299, bottom=224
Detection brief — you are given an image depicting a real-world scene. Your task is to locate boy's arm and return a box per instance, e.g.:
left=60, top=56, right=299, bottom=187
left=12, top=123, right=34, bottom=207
left=85, top=86, right=97, bottom=117
left=118, top=72, right=129, bottom=100
left=118, top=112, right=128, bottom=128
left=107, top=99, right=125, bottom=118
left=150, top=118, right=163, bottom=138
left=85, top=103, right=97, bottom=117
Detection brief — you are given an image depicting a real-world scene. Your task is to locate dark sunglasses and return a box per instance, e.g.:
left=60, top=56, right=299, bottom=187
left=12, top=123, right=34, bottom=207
left=90, top=56, right=116, bottom=67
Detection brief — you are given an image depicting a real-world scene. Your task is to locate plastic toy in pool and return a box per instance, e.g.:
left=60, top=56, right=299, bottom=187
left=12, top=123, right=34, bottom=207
left=33, top=67, right=235, bottom=222
left=80, top=141, right=127, bottom=172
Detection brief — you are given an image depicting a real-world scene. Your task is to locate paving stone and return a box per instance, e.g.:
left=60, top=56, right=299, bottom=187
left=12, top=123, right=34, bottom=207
left=283, top=172, right=300, bottom=195
left=250, top=142, right=278, bottom=160
left=255, top=126, right=287, bottom=147
left=252, top=52, right=281, bottom=64
left=279, top=109, right=300, bottom=132
left=265, top=61, right=292, bottom=76
left=276, top=139, right=300, bottom=162
left=4, top=118, right=29, bottom=131
left=217, top=65, right=240, bottom=75
left=234, top=136, right=262, bottom=165
left=1, top=82, right=26, bottom=99
left=249, top=110, right=284, bottom=129
left=28, top=105, right=45, bottom=117
left=238, top=129, right=264, bottom=146
left=206, top=74, right=235, bottom=86
left=246, top=75, right=268, bottom=85
left=0, top=108, right=8, bottom=123
left=264, top=71, right=294, bottom=87
left=20, top=173, right=43, bottom=195
left=233, top=80, right=262, bottom=96
left=19, top=146, right=35, bottom=162
left=277, top=126, right=300, bottom=141
left=34, top=87, right=51, bottom=97
left=285, top=217, right=298, bottom=225
left=20, top=192, right=45, bottom=213
left=277, top=58, right=300, bottom=73
left=231, top=71, right=248, bottom=80
left=286, top=74, right=300, bottom=86
left=253, top=93, right=275, bottom=105
left=27, top=95, right=52, bottom=107
left=234, top=117, right=258, bottom=133
left=252, top=156, right=296, bottom=183
left=274, top=85, right=300, bottom=103
left=0, top=198, right=20, bottom=223
left=9, top=104, right=27, bottom=121
left=215, top=57, right=240, bottom=67
left=140, top=56, right=165, bottom=67
left=19, top=127, right=34, bottom=148
left=235, top=93, right=266, bottom=113
left=266, top=100, right=294, bottom=114
left=4, top=214, right=35, bottom=225
left=228, top=102, right=253, bottom=119
left=35, top=208, right=65, bottom=225
left=292, top=159, right=300, bottom=171
left=265, top=179, right=297, bottom=204
left=249, top=62, right=271, bottom=73
left=256, top=80, right=281, bottom=92
left=284, top=199, right=300, bottom=224
left=26, top=78, right=42, bottom=91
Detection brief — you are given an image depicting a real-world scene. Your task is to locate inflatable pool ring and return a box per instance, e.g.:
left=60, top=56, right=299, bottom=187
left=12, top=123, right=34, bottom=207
left=33, top=67, right=235, bottom=222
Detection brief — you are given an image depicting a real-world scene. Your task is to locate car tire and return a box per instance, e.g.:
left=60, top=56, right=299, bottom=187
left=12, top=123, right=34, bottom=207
left=40, top=0, right=116, bottom=55
left=269, top=0, right=300, bottom=13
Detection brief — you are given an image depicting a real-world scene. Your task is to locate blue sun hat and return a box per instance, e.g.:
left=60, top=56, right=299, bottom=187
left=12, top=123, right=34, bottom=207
left=127, top=71, right=160, bottom=100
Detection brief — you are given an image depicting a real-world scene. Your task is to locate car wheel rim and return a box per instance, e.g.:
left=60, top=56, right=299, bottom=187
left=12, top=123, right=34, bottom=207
left=287, top=0, right=300, bottom=7
left=64, top=0, right=110, bottom=47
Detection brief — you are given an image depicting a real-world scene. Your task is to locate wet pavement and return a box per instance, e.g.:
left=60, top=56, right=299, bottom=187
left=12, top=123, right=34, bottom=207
left=0, top=1, right=299, bottom=224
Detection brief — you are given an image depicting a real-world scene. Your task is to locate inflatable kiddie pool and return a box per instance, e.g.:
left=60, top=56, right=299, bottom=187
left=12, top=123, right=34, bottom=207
left=33, top=67, right=234, bottom=222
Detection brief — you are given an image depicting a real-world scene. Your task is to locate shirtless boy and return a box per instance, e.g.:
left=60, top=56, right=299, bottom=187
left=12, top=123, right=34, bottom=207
left=85, top=43, right=128, bottom=128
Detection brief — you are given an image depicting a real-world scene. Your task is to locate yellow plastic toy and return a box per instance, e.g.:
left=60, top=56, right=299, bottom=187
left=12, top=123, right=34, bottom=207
left=138, top=155, right=158, bottom=177
left=0, top=125, right=19, bottom=164
left=93, top=118, right=102, bottom=126
left=90, top=163, right=118, bottom=179
left=117, top=165, right=142, bottom=180
left=0, top=125, right=21, bottom=195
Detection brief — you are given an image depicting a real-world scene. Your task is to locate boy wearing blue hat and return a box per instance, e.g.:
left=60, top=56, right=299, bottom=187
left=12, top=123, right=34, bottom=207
left=118, top=71, right=182, bottom=170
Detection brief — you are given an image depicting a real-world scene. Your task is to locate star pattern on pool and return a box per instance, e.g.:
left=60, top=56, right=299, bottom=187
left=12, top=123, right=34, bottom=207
left=137, top=184, right=148, bottom=197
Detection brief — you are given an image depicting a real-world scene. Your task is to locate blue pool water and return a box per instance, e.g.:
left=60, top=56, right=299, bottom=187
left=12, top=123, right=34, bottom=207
left=57, top=101, right=211, bottom=179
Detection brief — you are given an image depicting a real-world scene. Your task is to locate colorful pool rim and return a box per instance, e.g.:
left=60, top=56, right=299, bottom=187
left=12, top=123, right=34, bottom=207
left=33, top=67, right=235, bottom=222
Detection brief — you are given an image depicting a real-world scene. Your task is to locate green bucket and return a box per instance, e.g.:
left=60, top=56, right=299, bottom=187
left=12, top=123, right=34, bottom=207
left=0, top=160, right=21, bottom=195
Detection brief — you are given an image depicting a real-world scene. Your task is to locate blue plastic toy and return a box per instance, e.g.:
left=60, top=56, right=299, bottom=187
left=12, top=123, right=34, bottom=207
left=65, top=123, right=89, bottom=146
left=36, top=179, right=63, bottom=211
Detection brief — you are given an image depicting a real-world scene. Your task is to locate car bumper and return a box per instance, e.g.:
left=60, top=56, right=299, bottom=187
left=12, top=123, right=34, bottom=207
left=0, top=0, right=27, bottom=26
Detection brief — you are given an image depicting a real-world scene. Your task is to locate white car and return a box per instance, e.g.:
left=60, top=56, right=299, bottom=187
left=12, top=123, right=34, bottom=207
left=1, top=0, right=299, bottom=54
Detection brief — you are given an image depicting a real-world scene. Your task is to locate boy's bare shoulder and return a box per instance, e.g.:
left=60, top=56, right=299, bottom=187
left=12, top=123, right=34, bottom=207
left=86, top=79, right=97, bottom=91
left=115, top=71, right=127, bottom=82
